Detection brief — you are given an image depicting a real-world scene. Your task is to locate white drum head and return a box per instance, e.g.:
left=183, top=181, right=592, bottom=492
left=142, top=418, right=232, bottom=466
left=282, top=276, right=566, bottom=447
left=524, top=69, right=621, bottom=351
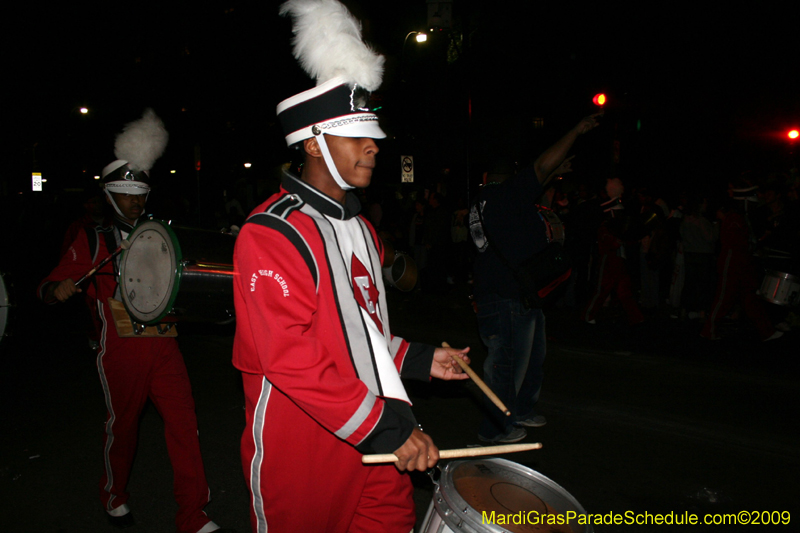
left=119, top=220, right=182, bottom=324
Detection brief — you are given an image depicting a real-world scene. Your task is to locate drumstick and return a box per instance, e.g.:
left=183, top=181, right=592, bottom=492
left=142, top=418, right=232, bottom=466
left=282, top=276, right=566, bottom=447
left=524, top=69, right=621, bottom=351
left=442, top=342, right=510, bottom=416
left=362, top=442, right=542, bottom=464
left=74, top=239, right=131, bottom=287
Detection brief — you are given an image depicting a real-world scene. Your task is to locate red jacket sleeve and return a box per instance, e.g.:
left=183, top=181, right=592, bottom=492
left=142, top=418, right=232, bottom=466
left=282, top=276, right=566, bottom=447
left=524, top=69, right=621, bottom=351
left=38, top=229, right=104, bottom=303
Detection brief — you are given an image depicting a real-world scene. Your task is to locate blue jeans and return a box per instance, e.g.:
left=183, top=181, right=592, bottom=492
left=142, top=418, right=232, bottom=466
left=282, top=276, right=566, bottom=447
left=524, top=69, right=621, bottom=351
left=476, top=295, right=546, bottom=439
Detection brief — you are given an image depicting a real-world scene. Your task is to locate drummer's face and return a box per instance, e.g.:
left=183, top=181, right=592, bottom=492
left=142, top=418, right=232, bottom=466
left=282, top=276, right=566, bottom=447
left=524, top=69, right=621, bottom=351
left=109, top=192, right=147, bottom=224
left=326, top=135, right=379, bottom=189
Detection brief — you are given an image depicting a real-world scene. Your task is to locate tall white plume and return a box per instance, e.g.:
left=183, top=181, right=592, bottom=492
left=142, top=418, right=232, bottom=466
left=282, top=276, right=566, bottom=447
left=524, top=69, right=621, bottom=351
left=114, top=108, right=169, bottom=172
left=280, top=0, right=384, bottom=91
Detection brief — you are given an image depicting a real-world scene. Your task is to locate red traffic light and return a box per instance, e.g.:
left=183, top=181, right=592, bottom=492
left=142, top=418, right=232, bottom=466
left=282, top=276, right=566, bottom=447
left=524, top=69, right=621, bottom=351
left=592, top=93, right=607, bottom=106
left=789, top=129, right=799, bottom=140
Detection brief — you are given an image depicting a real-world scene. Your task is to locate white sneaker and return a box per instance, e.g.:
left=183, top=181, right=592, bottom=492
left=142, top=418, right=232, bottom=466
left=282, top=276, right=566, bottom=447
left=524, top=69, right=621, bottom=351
left=763, top=331, right=784, bottom=342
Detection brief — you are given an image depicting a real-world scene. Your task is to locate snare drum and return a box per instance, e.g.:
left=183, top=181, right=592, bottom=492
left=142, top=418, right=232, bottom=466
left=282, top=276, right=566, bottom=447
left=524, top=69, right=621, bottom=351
left=538, top=208, right=565, bottom=245
left=421, top=458, right=592, bottom=533
left=758, top=270, right=800, bottom=307
left=118, top=219, right=235, bottom=324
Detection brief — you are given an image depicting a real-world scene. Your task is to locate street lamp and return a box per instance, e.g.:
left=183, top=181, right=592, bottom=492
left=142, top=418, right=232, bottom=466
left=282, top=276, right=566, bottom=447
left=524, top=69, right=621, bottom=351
left=405, top=31, right=427, bottom=45
left=402, top=31, right=428, bottom=83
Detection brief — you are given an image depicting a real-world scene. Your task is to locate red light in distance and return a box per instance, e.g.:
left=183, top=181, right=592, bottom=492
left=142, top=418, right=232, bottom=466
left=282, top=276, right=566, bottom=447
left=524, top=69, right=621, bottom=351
left=593, top=93, right=607, bottom=106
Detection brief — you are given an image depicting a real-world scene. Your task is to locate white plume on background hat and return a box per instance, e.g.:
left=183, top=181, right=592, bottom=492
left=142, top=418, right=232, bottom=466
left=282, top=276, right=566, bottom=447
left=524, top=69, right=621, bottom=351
left=103, top=108, right=169, bottom=178
left=279, top=0, right=384, bottom=90
left=102, top=109, right=168, bottom=219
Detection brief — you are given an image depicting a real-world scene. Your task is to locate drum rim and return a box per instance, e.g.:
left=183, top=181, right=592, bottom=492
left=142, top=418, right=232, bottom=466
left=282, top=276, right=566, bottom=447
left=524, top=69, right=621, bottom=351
left=119, top=220, right=184, bottom=325
left=764, top=269, right=799, bottom=282
left=432, top=457, right=591, bottom=533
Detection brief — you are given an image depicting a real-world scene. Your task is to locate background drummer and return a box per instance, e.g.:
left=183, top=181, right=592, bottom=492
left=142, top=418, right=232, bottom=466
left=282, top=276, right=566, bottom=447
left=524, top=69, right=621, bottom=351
left=468, top=113, right=602, bottom=444
left=232, top=2, right=470, bottom=532
left=700, top=179, right=783, bottom=342
left=38, top=110, right=233, bottom=533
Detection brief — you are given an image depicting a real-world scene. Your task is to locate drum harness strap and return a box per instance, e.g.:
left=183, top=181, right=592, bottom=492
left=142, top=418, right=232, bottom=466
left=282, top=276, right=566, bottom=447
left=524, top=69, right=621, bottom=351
left=83, top=225, right=118, bottom=275
left=82, top=224, right=119, bottom=324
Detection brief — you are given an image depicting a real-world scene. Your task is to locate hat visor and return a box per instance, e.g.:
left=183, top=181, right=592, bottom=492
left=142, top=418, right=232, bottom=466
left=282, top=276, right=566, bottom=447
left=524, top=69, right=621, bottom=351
left=326, top=119, right=386, bottom=139
left=285, top=113, right=386, bottom=146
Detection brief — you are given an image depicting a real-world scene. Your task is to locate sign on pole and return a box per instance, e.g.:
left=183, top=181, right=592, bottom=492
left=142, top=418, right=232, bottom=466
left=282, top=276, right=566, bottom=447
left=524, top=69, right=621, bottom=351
left=401, top=155, right=414, bottom=183
left=32, top=172, right=43, bottom=191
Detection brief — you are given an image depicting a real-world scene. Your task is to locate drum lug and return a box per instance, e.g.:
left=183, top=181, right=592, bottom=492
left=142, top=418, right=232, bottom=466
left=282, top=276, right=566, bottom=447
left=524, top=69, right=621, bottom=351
left=132, top=322, right=147, bottom=336
left=427, top=465, right=442, bottom=487
left=157, top=323, right=174, bottom=335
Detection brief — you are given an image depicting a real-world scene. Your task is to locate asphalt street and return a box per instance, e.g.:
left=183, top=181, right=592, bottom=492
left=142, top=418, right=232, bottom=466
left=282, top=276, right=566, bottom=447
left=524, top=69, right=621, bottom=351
left=1, top=282, right=798, bottom=532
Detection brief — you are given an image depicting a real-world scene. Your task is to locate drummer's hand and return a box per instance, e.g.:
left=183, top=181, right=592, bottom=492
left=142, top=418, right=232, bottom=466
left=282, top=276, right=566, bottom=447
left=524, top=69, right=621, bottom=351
left=431, top=346, right=470, bottom=381
left=53, top=279, right=81, bottom=302
left=393, top=428, right=439, bottom=472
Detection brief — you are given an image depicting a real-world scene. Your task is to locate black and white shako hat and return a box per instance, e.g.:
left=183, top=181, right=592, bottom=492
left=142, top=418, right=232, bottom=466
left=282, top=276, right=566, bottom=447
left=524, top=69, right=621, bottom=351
left=277, top=0, right=386, bottom=190
left=101, top=109, right=168, bottom=219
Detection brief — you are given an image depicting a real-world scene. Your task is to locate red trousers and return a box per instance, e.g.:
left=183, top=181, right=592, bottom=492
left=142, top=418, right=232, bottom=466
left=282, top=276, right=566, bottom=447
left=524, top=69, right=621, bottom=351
left=583, top=254, right=644, bottom=325
left=701, top=251, right=775, bottom=340
left=97, top=302, right=211, bottom=533
left=240, top=373, right=415, bottom=533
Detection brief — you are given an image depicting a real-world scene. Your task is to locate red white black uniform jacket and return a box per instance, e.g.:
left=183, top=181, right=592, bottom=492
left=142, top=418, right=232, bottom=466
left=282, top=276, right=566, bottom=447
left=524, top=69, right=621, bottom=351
left=232, top=172, right=435, bottom=454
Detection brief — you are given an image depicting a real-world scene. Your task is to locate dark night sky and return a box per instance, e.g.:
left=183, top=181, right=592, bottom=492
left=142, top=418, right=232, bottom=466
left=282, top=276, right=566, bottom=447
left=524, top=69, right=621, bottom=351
left=5, top=1, right=799, bottom=199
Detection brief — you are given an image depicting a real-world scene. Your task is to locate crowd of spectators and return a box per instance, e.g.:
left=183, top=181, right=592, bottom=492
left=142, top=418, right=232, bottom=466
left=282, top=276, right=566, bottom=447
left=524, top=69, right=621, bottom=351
left=356, top=165, right=800, bottom=342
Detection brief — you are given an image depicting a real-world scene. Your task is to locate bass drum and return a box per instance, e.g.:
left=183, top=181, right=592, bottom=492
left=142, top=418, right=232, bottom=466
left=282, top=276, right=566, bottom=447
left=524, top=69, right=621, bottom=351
left=421, top=458, right=592, bottom=533
left=118, top=219, right=235, bottom=325
left=382, top=251, right=418, bottom=292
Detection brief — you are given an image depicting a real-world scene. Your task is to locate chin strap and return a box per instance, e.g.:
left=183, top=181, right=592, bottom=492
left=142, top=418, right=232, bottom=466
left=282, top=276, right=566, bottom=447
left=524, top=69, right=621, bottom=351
left=103, top=186, right=149, bottom=220
left=315, top=132, right=355, bottom=191
left=104, top=189, right=127, bottom=220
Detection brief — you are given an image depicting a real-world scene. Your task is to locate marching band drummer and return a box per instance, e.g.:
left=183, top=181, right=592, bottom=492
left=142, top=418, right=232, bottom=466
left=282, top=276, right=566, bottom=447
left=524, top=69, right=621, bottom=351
left=232, top=2, right=470, bottom=532
left=38, top=110, right=233, bottom=533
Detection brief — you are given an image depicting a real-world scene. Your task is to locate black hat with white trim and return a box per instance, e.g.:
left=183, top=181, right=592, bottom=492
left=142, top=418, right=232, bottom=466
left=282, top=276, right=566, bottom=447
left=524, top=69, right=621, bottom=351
left=277, top=0, right=386, bottom=190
